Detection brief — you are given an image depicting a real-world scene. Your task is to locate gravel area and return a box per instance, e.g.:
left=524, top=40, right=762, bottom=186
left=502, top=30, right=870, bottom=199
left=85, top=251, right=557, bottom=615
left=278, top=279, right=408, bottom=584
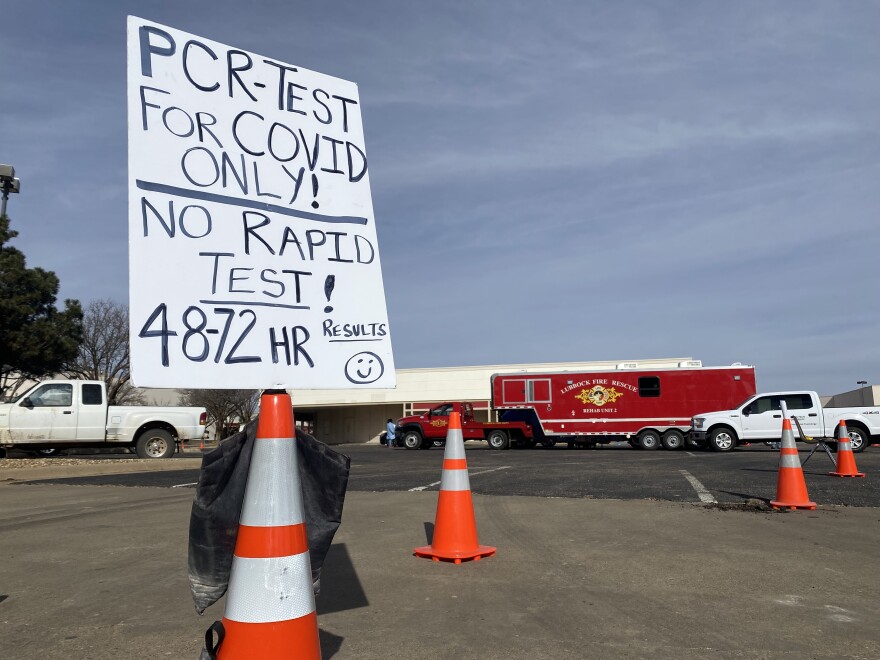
left=0, top=457, right=157, bottom=470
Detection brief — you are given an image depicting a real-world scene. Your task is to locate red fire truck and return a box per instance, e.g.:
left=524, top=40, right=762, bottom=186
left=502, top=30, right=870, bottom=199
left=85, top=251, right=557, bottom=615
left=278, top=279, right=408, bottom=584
left=491, top=362, right=756, bottom=450
left=395, top=402, right=534, bottom=450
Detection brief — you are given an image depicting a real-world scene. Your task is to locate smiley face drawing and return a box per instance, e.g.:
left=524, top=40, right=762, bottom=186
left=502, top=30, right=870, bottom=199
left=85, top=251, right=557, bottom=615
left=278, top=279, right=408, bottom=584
left=344, top=352, right=385, bottom=384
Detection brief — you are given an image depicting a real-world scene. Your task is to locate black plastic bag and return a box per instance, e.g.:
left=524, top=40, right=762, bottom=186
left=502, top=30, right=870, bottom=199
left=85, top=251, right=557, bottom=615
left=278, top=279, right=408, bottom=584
left=187, top=419, right=350, bottom=615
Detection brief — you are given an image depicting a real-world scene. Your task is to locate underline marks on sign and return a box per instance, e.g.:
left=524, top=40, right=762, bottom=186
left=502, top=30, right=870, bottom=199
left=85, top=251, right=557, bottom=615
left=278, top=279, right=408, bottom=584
left=136, top=180, right=368, bottom=225
left=199, top=299, right=308, bottom=310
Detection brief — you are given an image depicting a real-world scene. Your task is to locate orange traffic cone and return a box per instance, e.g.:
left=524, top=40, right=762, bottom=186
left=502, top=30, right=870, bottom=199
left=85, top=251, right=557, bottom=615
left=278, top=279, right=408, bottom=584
left=216, top=391, right=321, bottom=659
left=829, top=421, right=865, bottom=478
left=414, top=411, right=496, bottom=564
left=770, top=416, right=817, bottom=510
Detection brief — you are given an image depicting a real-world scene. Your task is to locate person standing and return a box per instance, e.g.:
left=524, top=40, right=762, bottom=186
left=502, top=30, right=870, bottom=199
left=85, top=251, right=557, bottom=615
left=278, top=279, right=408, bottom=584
left=386, top=418, right=396, bottom=449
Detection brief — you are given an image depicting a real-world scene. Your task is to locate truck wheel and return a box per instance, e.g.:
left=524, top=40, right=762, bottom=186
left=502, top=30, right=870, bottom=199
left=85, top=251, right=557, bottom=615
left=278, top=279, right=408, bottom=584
left=637, top=430, right=660, bottom=450
left=487, top=430, right=510, bottom=450
left=708, top=427, right=737, bottom=452
left=402, top=431, right=423, bottom=450
left=847, top=426, right=869, bottom=453
left=136, top=429, right=175, bottom=459
left=661, top=430, right=685, bottom=450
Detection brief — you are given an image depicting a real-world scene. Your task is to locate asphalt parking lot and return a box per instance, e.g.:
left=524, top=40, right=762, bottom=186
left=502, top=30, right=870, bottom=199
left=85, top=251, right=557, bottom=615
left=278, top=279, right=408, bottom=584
left=18, top=442, right=880, bottom=508
left=1, top=443, right=878, bottom=659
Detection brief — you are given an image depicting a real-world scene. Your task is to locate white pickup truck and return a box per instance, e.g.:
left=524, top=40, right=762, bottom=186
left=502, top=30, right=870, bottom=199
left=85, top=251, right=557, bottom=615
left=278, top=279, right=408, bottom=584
left=691, top=391, right=880, bottom=453
left=0, top=379, right=207, bottom=459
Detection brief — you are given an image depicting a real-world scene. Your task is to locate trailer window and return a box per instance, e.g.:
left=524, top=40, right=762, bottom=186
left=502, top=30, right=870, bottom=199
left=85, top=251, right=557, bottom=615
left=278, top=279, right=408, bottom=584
left=638, top=377, right=660, bottom=398
left=82, top=384, right=103, bottom=405
left=502, top=379, right=527, bottom=404
left=527, top=379, right=551, bottom=404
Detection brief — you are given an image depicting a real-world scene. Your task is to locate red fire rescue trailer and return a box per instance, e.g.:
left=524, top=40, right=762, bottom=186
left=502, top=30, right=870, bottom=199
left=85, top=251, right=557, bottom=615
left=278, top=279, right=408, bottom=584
left=491, top=362, right=756, bottom=449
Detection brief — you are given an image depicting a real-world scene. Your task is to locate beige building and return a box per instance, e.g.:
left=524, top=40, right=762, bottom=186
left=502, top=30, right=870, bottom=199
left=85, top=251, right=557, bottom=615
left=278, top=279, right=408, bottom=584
left=287, top=357, right=700, bottom=445
left=824, top=384, right=879, bottom=408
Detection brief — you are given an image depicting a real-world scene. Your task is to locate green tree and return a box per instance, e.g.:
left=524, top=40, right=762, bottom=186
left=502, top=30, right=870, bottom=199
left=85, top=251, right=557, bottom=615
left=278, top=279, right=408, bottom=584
left=63, top=299, right=144, bottom=405
left=0, top=214, right=83, bottom=399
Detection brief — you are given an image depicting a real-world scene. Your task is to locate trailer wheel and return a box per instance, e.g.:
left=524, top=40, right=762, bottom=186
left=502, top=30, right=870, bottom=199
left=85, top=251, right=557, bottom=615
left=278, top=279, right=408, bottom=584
left=402, top=431, right=424, bottom=450
left=135, top=429, right=175, bottom=459
left=708, top=427, right=737, bottom=452
left=846, top=426, right=869, bottom=453
left=661, top=430, right=685, bottom=451
left=637, top=430, right=661, bottom=450
left=487, top=430, right=510, bottom=450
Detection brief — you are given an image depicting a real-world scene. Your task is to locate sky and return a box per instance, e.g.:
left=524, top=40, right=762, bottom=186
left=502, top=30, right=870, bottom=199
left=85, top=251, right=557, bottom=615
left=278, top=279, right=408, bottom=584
left=1, top=1, right=878, bottom=395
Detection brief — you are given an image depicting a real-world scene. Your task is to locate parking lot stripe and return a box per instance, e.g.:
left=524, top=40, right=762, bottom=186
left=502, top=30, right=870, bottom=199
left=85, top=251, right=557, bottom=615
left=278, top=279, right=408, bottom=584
left=679, top=469, right=717, bottom=504
left=408, top=465, right=512, bottom=492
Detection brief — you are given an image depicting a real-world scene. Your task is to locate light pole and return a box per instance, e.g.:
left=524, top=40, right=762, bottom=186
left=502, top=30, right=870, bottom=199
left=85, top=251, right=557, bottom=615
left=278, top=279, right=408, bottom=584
left=0, top=164, right=21, bottom=218
left=857, top=380, right=868, bottom=406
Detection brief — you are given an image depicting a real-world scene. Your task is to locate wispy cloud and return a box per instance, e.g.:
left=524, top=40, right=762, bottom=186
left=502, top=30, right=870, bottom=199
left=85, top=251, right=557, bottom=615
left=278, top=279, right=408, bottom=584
left=1, top=0, right=878, bottom=394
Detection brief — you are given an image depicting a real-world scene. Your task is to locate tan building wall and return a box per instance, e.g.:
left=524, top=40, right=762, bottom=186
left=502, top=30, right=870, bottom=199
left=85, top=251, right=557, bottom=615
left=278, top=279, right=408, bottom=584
left=824, top=385, right=878, bottom=408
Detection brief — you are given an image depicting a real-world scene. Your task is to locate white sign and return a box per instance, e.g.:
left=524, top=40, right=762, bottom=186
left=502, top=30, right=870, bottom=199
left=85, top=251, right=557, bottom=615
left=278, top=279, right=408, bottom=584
left=127, top=17, right=395, bottom=389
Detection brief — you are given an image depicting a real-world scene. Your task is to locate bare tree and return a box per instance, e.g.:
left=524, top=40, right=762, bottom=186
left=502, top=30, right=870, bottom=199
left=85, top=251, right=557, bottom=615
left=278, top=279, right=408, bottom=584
left=179, top=389, right=260, bottom=440
left=233, top=390, right=261, bottom=427
left=63, top=299, right=144, bottom=405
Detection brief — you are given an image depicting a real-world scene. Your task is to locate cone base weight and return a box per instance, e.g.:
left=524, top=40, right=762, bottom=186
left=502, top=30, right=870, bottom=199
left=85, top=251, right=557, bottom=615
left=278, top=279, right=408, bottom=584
left=413, top=544, right=496, bottom=564
left=828, top=471, right=865, bottom=478
left=770, top=499, right=816, bottom=510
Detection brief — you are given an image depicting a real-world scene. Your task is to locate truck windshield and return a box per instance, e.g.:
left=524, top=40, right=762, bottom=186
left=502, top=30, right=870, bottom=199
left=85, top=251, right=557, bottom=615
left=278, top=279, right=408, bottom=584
left=735, top=396, right=756, bottom=409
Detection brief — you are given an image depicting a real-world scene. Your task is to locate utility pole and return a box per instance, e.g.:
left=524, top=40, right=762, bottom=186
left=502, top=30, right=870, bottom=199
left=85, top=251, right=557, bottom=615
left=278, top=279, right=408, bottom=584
left=0, top=164, right=21, bottom=217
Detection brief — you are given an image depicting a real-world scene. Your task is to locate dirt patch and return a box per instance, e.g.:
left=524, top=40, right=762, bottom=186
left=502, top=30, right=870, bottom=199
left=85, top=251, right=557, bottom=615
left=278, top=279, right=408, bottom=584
left=704, top=498, right=773, bottom=513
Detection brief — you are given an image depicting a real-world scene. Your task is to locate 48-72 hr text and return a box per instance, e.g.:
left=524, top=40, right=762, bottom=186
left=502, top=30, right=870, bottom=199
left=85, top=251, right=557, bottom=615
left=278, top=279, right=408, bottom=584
left=138, top=303, right=313, bottom=368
